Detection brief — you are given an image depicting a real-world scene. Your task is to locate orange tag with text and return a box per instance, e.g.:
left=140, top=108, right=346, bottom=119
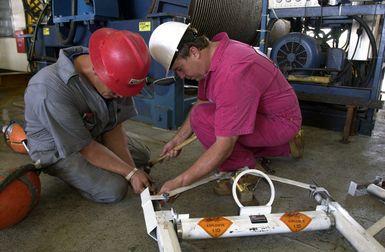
left=280, top=212, right=312, bottom=232
left=198, top=217, right=233, bottom=238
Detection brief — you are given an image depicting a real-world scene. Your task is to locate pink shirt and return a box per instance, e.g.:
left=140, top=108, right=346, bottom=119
left=198, top=33, right=300, bottom=137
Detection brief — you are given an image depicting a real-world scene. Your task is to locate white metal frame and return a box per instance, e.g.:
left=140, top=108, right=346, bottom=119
left=141, top=169, right=385, bottom=252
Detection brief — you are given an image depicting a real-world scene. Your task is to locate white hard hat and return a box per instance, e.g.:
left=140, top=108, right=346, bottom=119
left=149, top=21, right=189, bottom=71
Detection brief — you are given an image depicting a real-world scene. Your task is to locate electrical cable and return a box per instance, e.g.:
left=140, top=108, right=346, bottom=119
left=0, top=164, right=38, bottom=192
left=27, top=0, right=52, bottom=71
left=55, top=0, right=77, bottom=45
left=265, top=18, right=278, bottom=47
left=352, top=15, right=378, bottom=88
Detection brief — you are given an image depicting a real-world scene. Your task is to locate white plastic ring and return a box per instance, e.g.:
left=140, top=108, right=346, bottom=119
left=231, top=169, right=275, bottom=208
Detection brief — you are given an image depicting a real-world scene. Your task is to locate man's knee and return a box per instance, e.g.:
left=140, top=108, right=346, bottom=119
left=46, top=153, right=129, bottom=203
left=81, top=177, right=128, bottom=203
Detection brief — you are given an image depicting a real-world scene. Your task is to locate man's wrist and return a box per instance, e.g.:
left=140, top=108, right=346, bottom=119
left=125, top=168, right=139, bottom=181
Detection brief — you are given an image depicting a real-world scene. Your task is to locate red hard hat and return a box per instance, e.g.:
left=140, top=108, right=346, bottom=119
left=89, top=28, right=151, bottom=96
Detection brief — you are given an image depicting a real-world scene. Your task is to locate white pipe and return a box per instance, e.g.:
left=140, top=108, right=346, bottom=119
left=156, top=212, right=182, bottom=252
left=330, top=202, right=385, bottom=252
left=367, top=184, right=385, bottom=200
left=179, top=210, right=332, bottom=239
left=141, top=188, right=182, bottom=252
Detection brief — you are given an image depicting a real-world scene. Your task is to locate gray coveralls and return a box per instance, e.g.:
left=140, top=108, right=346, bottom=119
left=24, top=46, right=150, bottom=203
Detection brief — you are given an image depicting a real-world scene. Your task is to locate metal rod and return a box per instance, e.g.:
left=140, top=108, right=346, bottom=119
left=150, top=172, right=230, bottom=201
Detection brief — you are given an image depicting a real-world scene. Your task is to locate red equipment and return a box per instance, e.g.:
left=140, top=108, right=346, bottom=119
left=2, top=121, right=28, bottom=154
left=0, top=164, right=41, bottom=230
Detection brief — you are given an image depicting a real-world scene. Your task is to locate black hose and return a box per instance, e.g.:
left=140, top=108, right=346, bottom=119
left=0, top=164, right=38, bottom=192
left=352, top=15, right=378, bottom=88
left=27, top=0, right=51, bottom=64
left=56, top=0, right=77, bottom=45
left=265, top=18, right=278, bottom=48
left=56, top=20, right=77, bottom=45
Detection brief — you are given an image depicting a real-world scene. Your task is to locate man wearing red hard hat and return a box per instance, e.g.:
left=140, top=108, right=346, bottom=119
left=24, top=28, right=153, bottom=203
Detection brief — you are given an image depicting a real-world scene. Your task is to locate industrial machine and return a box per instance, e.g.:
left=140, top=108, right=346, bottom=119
left=23, top=0, right=262, bottom=130
left=21, top=0, right=384, bottom=135
left=261, top=0, right=385, bottom=138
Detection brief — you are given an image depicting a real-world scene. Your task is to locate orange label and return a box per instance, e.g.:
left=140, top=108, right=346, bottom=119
left=198, top=217, right=233, bottom=238
left=280, top=212, right=312, bottom=232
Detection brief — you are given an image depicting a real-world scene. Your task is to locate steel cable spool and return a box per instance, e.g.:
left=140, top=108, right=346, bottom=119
left=189, top=0, right=262, bottom=45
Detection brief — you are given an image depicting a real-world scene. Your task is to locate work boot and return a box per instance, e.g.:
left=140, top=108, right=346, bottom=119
left=213, top=167, right=261, bottom=196
left=213, top=178, right=259, bottom=205
left=289, top=129, right=304, bottom=159
left=213, top=179, right=232, bottom=196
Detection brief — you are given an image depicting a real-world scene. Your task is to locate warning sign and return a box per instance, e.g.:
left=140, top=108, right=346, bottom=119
left=43, top=27, right=50, bottom=36
left=280, top=212, right=312, bottom=232
left=198, top=217, right=233, bottom=238
left=139, top=22, right=151, bottom=32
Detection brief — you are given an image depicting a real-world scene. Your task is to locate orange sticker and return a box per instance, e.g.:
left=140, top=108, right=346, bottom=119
left=280, top=212, right=312, bottom=232
left=198, top=217, right=233, bottom=238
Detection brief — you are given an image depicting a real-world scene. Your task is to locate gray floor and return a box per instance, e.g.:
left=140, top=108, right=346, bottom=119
left=1, top=85, right=384, bottom=252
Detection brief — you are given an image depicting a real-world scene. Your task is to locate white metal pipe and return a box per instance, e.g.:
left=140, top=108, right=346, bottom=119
left=178, top=210, right=332, bottom=239
left=330, top=202, right=385, bottom=252
left=367, top=184, right=385, bottom=200
left=156, top=213, right=182, bottom=252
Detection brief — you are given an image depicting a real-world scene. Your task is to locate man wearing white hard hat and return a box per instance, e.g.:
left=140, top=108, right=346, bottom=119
left=149, top=21, right=303, bottom=195
left=24, top=28, right=153, bottom=203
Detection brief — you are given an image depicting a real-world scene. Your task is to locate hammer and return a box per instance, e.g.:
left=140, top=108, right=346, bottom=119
left=144, top=134, right=197, bottom=173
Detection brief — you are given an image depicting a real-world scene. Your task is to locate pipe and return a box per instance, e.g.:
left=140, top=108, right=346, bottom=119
left=56, top=0, right=77, bottom=45
left=330, top=202, right=385, bottom=252
left=178, top=210, right=332, bottom=239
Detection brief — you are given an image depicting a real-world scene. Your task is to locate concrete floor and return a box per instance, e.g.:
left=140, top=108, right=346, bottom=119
left=1, top=84, right=384, bottom=252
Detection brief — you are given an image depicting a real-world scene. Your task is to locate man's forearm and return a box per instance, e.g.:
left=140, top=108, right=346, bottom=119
left=102, top=124, right=135, bottom=167
left=80, top=140, right=133, bottom=177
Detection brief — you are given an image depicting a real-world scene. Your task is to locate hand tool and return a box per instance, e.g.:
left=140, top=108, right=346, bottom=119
left=144, top=134, right=197, bottom=173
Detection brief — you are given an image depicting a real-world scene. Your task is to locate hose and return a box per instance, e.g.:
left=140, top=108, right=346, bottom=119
left=56, top=21, right=77, bottom=45
left=55, top=0, right=77, bottom=45
left=27, top=0, right=51, bottom=65
left=352, top=15, right=378, bottom=88
left=265, top=18, right=278, bottom=48
left=0, top=164, right=39, bottom=192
